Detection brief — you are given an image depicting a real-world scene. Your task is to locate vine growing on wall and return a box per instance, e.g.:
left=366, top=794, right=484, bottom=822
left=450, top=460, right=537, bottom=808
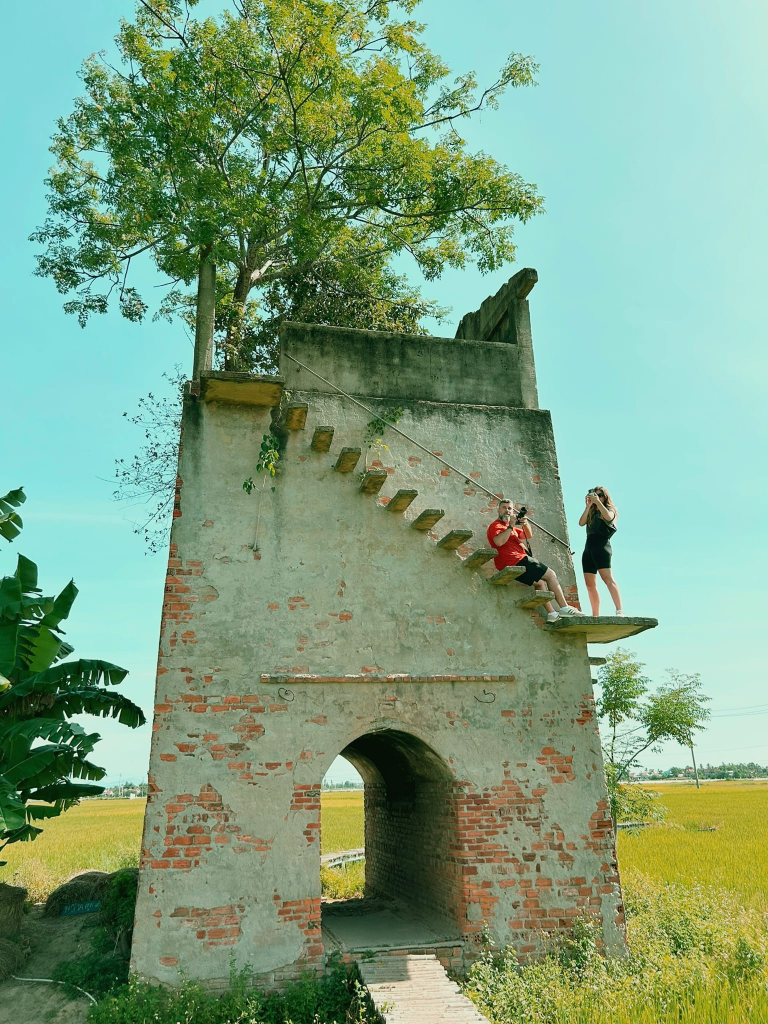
left=364, top=405, right=403, bottom=448
left=243, top=433, right=280, bottom=551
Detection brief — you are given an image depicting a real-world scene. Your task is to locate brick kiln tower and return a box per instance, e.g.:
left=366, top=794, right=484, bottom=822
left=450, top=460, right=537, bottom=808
left=131, top=270, right=656, bottom=988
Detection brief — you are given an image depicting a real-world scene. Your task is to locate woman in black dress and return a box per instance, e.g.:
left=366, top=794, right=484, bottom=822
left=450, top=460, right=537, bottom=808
left=578, top=485, right=623, bottom=616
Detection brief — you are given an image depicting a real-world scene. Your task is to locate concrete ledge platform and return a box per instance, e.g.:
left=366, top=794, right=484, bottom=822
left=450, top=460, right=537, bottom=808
left=545, top=615, right=658, bottom=644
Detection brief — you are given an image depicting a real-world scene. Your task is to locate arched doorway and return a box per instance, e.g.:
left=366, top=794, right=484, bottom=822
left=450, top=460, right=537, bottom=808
left=321, top=728, right=465, bottom=951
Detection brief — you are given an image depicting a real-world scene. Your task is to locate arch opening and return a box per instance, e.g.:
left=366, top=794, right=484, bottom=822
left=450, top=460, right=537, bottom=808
left=321, top=729, right=465, bottom=951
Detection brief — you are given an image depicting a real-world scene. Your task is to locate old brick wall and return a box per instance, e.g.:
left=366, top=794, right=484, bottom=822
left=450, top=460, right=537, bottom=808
left=131, top=319, right=625, bottom=988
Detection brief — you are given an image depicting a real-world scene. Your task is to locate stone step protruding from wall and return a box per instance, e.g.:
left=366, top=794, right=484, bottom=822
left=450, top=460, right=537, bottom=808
left=437, top=529, right=473, bottom=550
left=411, top=509, right=445, bottom=531
left=462, top=548, right=496, bottom=570
left=489, top=566, right=526, bottom=586
left=311, top=426, right=335, bottom=452
left=386, top=489, right=418, bottom=513
left=284, top=403, right=308, bottom=430
left=516, top=590, right=554, bottom=609
left=589, top=656, right=607, bottom=667
left=545, top=615, right=658, bottom=644
left=357, top=954, right=490, bottom=1024
left=360, top=470, right=388, bottom=495
left=334, top=448, right=362, bottom=473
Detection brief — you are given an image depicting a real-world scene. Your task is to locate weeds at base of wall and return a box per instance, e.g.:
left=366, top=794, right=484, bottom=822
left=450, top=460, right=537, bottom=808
left=464, top=872, right=768, bottom=1024
left=52, top=869, right=138, bottom=998
left=87, top=959, right=382, bottom=1024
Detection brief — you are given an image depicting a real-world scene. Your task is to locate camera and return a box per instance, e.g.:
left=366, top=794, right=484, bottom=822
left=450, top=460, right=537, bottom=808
left=515, top=506, right=528, bottom=523
left=587, top=489, right=596, bottom=496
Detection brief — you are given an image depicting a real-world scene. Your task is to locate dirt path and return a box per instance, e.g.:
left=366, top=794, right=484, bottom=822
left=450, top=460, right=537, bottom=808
left=0, top=907, right=96, bottom=1024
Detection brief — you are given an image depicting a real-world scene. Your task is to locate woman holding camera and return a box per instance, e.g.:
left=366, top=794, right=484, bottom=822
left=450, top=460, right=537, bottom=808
left=578, top=485, right=623, bottom=616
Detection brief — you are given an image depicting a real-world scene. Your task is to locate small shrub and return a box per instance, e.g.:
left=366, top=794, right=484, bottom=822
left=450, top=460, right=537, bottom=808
left=87, top=959, right=379, bottom=1023
left=54, top=868, right=138, bottom=998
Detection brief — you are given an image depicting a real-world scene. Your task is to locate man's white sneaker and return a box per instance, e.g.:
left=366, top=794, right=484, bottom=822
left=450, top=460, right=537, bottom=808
left=546, top=611, right=560, bottom=623
left=615, top=610, right=626, bottom=617
left=557, top=606, right=584, bottom=617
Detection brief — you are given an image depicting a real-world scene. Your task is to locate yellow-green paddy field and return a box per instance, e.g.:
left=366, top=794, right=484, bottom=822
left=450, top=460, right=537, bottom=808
left=2, top=781, right=767, bottom=1023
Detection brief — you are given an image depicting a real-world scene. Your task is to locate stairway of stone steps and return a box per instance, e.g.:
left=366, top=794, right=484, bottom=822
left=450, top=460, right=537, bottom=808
left=357, top=953, right=489, bottom=1024
left=290, top=409, right=657, bottom=644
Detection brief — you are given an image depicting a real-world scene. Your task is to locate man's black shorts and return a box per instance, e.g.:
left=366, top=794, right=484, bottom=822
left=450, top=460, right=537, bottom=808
left=513, top=556, right=549, bottom=586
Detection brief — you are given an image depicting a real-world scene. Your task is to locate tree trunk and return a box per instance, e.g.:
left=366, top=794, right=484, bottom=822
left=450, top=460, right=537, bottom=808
left=690, top=743, right=700, bottom=789
left=193, top=258, right=216, bottom=379
left=224, top=265, right=252, bottom=370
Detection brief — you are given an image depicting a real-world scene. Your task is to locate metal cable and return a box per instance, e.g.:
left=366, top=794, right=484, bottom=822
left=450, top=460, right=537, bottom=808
left=282, top=352, right=572, bottom=551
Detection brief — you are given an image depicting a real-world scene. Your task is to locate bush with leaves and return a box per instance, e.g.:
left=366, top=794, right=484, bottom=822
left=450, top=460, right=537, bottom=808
left=53, top=868, right=139, bottom=998
left=464, top=873, right=768, bottom=1024
left=0, top=488, right=145, bottom=862
left=88, top=957, right=378, bottom=1022
left=594, top=648, right=710, bottom=826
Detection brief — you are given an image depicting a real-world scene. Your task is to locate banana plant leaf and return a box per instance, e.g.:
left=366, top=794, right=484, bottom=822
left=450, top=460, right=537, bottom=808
left=27, top=781, right=105, bottom=806
left=41, top=580, right=78, bottom=629
left=0, top=576, right=23, bottom=620
left=0, top=488, right=25, bottom=514
left=0, top=623, right=17, bottom=678
left=0, top=487, right=25, bottom=545
left=4, top=744, right=105, bottom=788
left=1, top=718, right=100, bottom=762
left=0, top=776, right=27, bottom=833
left=0, top=512, right=22, bottom=544
left=34, top=658, right=128, bottom=689
left=16, top=624, right=64, bottom=673
left=15, top=554, right=40, bottom=594
left=53, top=688, right=146, bottom=728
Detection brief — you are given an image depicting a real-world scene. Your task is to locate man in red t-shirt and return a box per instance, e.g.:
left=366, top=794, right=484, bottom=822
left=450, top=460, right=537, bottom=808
left=487, top=499, right=584, bottom=622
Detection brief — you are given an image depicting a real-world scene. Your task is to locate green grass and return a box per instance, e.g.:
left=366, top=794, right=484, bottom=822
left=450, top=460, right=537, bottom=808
left=618, top=780, right=768, bottom=900
left=0, top=799, right=145, bottom=903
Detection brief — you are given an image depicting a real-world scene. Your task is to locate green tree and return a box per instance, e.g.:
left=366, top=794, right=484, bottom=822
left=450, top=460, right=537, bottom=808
left=0, top=489, right=145, bottom=863
left=595, top=648, right=710, bottom=826
left=31, top=0, right=542, bottom=373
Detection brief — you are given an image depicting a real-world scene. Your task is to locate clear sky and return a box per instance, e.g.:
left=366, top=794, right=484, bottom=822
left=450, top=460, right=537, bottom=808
left=3, top=1, right=766, bottom=786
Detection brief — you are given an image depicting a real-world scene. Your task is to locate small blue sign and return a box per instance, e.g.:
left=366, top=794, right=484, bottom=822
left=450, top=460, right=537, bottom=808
left=61, top=900, right=101, bottom=916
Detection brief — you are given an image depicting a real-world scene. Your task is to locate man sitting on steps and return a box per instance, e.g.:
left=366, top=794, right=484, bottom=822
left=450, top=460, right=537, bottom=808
left=487, top=499, right=585, bottom=623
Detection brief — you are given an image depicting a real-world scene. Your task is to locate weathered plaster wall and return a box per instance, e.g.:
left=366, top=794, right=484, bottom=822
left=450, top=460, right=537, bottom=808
left=131, top=322, right=625, bottom=989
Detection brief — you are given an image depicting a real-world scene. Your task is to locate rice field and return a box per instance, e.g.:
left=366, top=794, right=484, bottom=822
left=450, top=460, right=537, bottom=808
left=0, top=798, right=146, bottom=903
left=320, top=790, right=364, bottom=854
left=2, top=782, right=765, bottom=906
left=618, top=780, right=768, bottom=901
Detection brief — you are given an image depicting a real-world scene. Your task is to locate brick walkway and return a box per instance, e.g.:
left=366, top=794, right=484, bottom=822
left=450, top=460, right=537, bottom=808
left=357, top=953, right=489, bottom=1023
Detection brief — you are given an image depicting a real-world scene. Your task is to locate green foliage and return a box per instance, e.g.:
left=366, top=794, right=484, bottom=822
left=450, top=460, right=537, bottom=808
left=88, top=958, right=377, bottom=1021
left=595, top=649, right=710, bottom=823
left=0, top=495, right=145, bottom=862
left=53, top=868, right=139, bottom=998
left=0, top=488, right=25, bottom=545
left=55, top=945, right=130, bottom=1000
left=364, top=405, right=404, bottom=448
left=113, top=366, right=185, bottom=554
left=32, top=0, right=542, bottom=370
left=464, top=874, right=768, bottom=1024
left=243, top=432, right=280, bottom=493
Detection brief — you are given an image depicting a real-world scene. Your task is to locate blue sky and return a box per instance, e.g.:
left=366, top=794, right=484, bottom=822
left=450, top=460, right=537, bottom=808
left=3, top=0, right=766, bottom=785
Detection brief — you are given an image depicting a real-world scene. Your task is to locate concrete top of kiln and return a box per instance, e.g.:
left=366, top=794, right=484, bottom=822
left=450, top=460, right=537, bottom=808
left=279, top=322, right=526, bottom=407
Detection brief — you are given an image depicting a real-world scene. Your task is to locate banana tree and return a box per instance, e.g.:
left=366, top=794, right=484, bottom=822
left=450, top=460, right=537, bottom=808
left=0, top=519, right=145, bottom=862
